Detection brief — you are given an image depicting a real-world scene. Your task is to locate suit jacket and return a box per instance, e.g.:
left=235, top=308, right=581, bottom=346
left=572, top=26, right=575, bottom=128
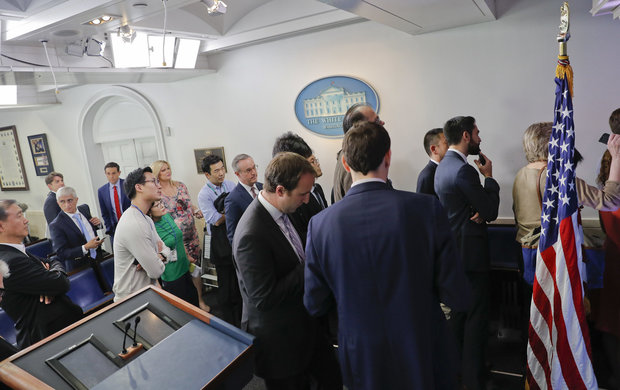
left=232, top=199, right=317, bottom=379
left=304, top=181, right=471, bottom=390
left=434, top=151, right=500, bottom=272
left=416, top=160, right=439, bottom=197
left=288, top=183, right=328, bottom=246
left=97, top=179, right=131, bottom=236
left=224, top=182, right=263, bottom=244
left=43, top=191, right=61, bottom=224
left=49, top=205, right=101, bottom=262
left=0, top=245, right=82, bottom=349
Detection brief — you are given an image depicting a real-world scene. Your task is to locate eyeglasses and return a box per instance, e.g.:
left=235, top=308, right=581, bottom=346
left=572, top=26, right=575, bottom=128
left=240, top=165, right=257, bottom=175
left=143, top=179, right=160, bottom=185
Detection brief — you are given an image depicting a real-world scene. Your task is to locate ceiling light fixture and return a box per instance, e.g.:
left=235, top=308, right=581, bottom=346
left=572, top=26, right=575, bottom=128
left=200, top=0, right=227, bottom=15
left=88, top=15, right=115, bottom=25
left=118, top=24, right=136, bottom=43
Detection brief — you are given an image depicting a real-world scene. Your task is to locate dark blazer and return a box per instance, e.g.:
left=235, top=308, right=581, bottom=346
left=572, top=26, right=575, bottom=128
left=49, top=205, right=101, bottom=262
left=304, top=181, right=471, bottom=390
left=434, top=150, right=500, bottom=272
left=0, top=245, right=82, bottom=349
left=224, top=182, right=263, bottom=244
left=97, top=179, right=131, bottom=236
left=232, top=199, right=317, bottom=379
left=43, top=191, right=61, bottom=224
left=288, top=183, right=327, bottom=246
left=416, top=160, right=439, bottom=197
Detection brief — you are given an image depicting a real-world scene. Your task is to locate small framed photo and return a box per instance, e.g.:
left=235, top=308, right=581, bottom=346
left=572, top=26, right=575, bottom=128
left=0, top=126, right=29, bottom=191
left=27, top=133, right=54, bottom=176
left=194, top=147, right=226, bottom=174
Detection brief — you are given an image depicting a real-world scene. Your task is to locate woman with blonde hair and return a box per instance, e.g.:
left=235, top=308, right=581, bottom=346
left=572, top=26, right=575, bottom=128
left=151, top=160, right=209, bottom=312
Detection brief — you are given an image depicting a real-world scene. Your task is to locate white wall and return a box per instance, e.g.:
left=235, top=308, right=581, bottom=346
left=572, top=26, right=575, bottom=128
left=1, top=0, right=619, bottom=222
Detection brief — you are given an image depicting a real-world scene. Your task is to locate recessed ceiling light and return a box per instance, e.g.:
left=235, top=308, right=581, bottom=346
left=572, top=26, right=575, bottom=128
left=91, top=19, right=101, bottom=25
left=87, top=15, right=115, bottom=25
left=133, top=3, right=148, bottom=7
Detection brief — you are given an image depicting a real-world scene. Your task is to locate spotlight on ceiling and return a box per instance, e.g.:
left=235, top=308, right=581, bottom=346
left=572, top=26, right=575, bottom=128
left=118, top=24, right=136, bottom=44
left=87, top=15, right=115, bottom=25
left=85, top=37, right=106, bottom=56
left=201, top=0, right=227, bottom=15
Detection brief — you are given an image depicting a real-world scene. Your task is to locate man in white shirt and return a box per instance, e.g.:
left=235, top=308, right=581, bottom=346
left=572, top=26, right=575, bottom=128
left=112, top=167, right=168, bottom=302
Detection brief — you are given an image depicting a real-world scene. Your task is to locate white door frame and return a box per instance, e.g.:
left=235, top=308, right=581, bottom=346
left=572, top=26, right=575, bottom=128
left=78, top=85, right=167, bottom=214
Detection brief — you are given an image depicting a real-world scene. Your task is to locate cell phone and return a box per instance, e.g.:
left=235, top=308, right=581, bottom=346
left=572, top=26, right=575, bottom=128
left=478, top=153, right=486, bottom=166
left=599, top=133, right=610, bottom=145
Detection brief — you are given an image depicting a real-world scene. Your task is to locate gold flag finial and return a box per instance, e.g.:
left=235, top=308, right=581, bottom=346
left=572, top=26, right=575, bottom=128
left=557, top=2, right=570, bottom=55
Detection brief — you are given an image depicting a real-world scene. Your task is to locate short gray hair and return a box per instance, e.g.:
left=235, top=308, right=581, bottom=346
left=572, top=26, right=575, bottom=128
left=232, top=154, right=252, bottom=172
left=57, top=186, right=77, bottom=199
left=0, top=260, right=10, bottom=278
left=523, top=122, right=552, bottom=163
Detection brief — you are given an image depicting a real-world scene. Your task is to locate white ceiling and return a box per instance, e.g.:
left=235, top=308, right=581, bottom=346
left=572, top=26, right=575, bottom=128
left=0, top=0, right=498, bottom=52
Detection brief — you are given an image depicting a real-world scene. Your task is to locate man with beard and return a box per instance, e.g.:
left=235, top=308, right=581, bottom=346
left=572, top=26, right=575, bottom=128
left=434, top=115, right=499, bottom=390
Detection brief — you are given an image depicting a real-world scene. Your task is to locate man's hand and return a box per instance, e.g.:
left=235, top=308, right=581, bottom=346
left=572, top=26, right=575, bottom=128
left=608, top=134, right=620, bottom=159
left=470, top=212, right=484, bottom=224
left=157, top=241, right=163, bottom=253
left=84, top=237, right=103, bottom=249
left=89, top=217, right=101, bottom=226
left=474, top=152, right=493, bottom=178
left=41, top=261, right=50, bottom=270
left=193, top=209, right=203, bottom=219
left=39, top=295, right=54, bottom=304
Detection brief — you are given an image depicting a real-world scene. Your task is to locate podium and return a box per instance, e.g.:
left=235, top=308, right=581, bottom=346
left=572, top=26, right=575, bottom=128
left=0, top=286, right=255, bottom=390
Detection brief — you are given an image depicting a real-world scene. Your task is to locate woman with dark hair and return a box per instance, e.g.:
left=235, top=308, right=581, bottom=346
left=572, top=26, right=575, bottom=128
left=148, top=201, right=199, bottom=307
left=594, top=149, right=620, bottom=387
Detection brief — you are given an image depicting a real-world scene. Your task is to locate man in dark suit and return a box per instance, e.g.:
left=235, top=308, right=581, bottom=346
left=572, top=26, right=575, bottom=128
left=43, top=172, right=64, bottom=224
left=416, top=127, right=448, bottom=197
left=97, top=162, right=130, bottom=246
left=304, top=121, right=471, bottom=390
left=233, top=152, right=341, bottom=389
left=0, top=199, right=82, bottom=349
left=224, top=154, right=263, bottom=244
left=272, top=132, right=328, bottom=242
left=49, top=186, right=108, bottom=290
left=434, top=115, right=500, bottom=390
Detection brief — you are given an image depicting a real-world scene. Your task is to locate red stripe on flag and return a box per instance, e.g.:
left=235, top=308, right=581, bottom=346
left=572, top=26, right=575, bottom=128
left=528, top=320, right=552, bottom=388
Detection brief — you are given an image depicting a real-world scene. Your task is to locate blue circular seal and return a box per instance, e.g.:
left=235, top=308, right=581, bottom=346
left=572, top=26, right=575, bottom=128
left=294, top=76, right=379, bottom=138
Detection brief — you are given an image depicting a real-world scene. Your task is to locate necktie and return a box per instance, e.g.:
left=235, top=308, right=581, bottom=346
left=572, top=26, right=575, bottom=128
left=280, top=214, right=305, bottom=263
left=313, top=188, right=325, bottom=209
left=250, top=186, right=257, bottom=199
left=113, top=185, right=122, bottom=220
left=73, top=214, right=97, bottom=259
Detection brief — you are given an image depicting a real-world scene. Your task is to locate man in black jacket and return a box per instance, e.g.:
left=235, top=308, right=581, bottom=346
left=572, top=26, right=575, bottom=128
left=0, top=199, right=82, bottom=349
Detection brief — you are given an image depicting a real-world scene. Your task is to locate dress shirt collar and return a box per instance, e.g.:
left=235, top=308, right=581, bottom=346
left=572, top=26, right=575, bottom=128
left=258, top=191, right=283, bottom=223
left=0, top=242, right=26, bottom=254
left=240, top=181, right=258, bottom=196
left=430, top=159, right=440, bottom=165
left=448, top=148, right=467, bottom=162
left=351, top=178, right=386, bottom=188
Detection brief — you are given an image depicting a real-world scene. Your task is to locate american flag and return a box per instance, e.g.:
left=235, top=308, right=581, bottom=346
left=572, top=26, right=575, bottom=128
left=526, top=66, right=598, bottom=389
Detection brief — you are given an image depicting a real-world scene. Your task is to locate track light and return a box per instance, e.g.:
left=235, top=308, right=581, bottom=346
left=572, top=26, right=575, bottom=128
left=85, top=38, right=106, bottom=56
left=118, top=25, right=136, bottom=44
left=200, top=0, right=227, bottom=15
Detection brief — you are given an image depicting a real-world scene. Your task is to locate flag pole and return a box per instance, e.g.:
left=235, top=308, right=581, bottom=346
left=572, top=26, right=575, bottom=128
left=556, top=2, right=573, bottom=97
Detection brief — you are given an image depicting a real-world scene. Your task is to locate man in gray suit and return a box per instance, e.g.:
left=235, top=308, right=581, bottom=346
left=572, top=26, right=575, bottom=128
left=232, top=152, right=341, bottom=390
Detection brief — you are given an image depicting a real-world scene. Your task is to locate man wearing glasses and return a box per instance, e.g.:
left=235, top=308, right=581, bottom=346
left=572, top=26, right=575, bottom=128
left=0, top=199, right=83, bottom=349
left=224, top=154, right=263, bottom=244
left=112, top=167, right=168, bottom=302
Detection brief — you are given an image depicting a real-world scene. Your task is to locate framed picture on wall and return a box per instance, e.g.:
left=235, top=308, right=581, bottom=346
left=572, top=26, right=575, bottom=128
left=27, top=133, right=54, bottom=176
left=0, top=125, right=29, bottom=191
left=194, top=147, right=226, bottom=174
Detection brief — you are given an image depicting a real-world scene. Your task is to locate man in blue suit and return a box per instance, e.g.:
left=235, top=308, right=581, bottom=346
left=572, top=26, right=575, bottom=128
left=97, top=162, right=130, bottom=245
left=49, top=186, right=108, bottom=290
left=434, top=116, right=500, bottom=390
left=304, top=121, right=471, bottom=390
left=43, top=172, right=64, bottom=224
left=224, top=154, right=263, bottom=244
left=416, top=127, right=448, bottom=197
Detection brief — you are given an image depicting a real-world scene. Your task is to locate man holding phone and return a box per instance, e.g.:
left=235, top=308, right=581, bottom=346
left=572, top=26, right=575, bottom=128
left=434, top=115, right=500, bottom=390
left=49, top=186, right=109, bottom=291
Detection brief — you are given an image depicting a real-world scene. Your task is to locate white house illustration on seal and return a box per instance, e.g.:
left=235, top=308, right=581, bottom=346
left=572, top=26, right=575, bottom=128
left=303, top=85, right=366, bottom=118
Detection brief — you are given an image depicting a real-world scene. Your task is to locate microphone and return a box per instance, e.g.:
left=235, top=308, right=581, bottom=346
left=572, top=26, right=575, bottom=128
left=132, top=316, right=141, bottom=347
left=121, top=322, right=131, bottom=354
